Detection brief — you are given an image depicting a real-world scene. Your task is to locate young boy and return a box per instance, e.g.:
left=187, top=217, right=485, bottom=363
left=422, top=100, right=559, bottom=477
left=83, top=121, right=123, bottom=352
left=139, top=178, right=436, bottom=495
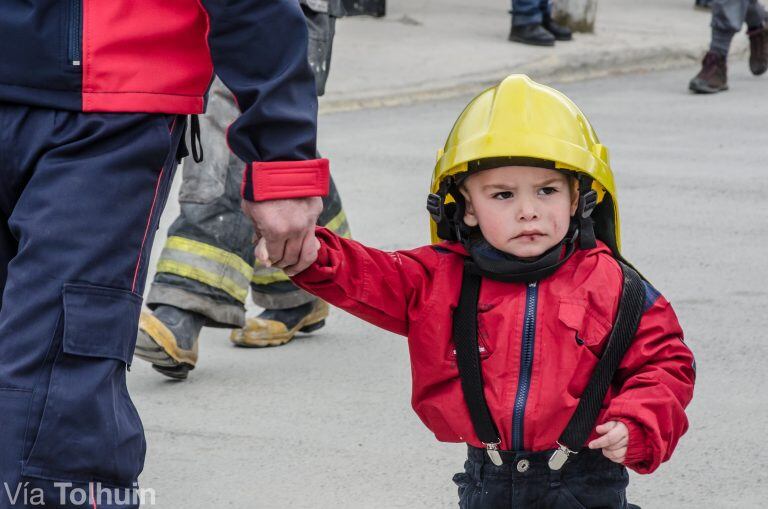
left=272, top=75, right=696, bottom=507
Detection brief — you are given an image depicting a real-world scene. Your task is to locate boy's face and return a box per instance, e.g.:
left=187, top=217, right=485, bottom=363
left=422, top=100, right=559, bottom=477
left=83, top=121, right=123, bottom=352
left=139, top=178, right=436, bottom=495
left=460, top=166, right=579, bottom=259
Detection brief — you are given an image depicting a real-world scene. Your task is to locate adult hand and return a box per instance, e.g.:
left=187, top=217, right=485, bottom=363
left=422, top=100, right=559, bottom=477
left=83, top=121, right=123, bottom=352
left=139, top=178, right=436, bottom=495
left=242, top=196, right=322, bottom=274
left=587, top=421, right=628, bottom=464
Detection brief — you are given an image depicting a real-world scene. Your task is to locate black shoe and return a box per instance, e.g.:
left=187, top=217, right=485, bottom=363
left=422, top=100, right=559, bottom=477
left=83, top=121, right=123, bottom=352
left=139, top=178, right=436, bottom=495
left=689, top=51, right=728, bottom=93
left=509, top=23, right=556, bottom=46
left=748, top=24, right=768, bottom=76
left=134, top=305, right=205, bottom=380
left=543, top=16, right=573, bottom=41
left=694, top=0, right=712, bottom=9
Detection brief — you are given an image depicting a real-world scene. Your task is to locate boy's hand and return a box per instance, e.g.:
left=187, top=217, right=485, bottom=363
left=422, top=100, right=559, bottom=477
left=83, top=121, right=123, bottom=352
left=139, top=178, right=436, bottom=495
left=255, top=233, right=320, bottom=277
left=587, top=421, right=628, bottom=464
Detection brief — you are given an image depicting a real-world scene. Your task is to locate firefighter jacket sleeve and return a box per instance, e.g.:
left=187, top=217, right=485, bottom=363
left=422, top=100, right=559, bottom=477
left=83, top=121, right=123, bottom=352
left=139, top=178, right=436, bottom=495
left=200, top=0, right=330, bottom=202
left=600, top=292, right=696, bottom=474
left=291, top=228, right=438, bottom=336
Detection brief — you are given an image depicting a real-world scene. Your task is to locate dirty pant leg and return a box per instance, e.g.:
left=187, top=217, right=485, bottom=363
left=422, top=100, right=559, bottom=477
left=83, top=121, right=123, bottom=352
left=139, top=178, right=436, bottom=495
left=250, top=176, right=351, bottom=310
left=147, top=78, right=255, bottom=329
left=711, top=0, right=765, bottom=31
left=0, top=103, right=183, bottom=508
left=511, top=0, right=550, bottom=26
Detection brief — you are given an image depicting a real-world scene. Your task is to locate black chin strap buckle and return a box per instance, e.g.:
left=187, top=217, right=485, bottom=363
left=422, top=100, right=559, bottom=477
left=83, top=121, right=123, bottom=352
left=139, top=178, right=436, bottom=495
left=426, top=193, right=444, bottom=223
left=579, top=189, right=598, bottom=219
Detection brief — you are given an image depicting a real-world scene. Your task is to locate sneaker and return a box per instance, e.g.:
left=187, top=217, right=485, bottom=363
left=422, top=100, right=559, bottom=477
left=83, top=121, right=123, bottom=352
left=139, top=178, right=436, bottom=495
left=689, top=51, right=728, bottom=93
left=229, top=299, right=329, bottom=348
left=509, top=23, right=556, bottom=47
left=543, top=15, right=573, bottom=41
left=748, top=24, right=768, bottom=76
left=134, top=305, right=205, bottom=380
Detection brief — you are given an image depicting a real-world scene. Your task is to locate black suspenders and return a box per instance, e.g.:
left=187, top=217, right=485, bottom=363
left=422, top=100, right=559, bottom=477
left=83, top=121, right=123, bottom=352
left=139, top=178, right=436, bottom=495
left=452, top=259, right=646, bottom=469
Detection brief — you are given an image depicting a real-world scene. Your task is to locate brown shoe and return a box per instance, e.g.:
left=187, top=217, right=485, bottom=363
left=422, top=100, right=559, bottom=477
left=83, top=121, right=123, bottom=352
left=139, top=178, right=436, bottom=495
left=230, top=299, right=329, bottom=347
left=748, top=25, right=768, bottom=76
left=689, top=51, right=728, bottom=93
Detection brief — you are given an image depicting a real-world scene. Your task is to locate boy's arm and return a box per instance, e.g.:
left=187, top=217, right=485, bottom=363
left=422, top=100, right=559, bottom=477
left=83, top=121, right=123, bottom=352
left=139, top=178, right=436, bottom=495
left=600, top=290, right=696, bottom=474
left=291, top=227, right=439, bottom=336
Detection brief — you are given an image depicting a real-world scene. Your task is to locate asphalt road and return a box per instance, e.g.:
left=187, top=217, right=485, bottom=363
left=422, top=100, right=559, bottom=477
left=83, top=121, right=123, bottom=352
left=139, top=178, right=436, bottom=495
left=130, top=64, right=768, bottom=508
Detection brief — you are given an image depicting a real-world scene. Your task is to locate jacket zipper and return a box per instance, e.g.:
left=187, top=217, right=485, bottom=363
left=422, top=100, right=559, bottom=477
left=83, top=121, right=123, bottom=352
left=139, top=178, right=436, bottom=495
left=68, top=0, right=82, bottom=66
left=511, top=281, right=538, bottom=451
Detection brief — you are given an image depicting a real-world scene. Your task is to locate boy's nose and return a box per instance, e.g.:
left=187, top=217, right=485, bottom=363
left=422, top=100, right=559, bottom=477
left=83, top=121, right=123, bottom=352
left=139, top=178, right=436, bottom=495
left=517, top=199, right=538, bottom=221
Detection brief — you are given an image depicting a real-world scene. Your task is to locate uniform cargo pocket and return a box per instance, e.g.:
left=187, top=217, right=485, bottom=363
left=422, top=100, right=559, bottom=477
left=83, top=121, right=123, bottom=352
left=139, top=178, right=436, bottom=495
left=22, top=284, right=145, bottom=487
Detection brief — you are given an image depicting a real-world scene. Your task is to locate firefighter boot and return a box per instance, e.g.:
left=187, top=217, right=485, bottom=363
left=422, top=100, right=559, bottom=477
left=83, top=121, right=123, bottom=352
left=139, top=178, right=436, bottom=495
left=134, top=305, right=205, bottom=380
left=748, top=24, right=768, bottom=76
left=689, top=51, right=728, bottom=93
left=230, top=299, right=329, bottom=347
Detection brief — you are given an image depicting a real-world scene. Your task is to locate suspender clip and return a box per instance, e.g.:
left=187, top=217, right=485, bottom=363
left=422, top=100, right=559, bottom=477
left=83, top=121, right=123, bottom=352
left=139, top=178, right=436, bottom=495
left=484, top=440, right=503, bottom=466
left=548, top=442, right=576, bottom=471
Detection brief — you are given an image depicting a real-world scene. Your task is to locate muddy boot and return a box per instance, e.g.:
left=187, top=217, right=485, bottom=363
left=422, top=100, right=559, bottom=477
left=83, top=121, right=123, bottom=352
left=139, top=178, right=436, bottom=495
left=748, top=25, right=768, bottom=76
left=509, top=23, right=556, bottom=47
left=689, top=51, right=728, bottom=93
left=543, top=14, right=573, bottom=41
left=230, top=299, right=329, bottom=347
left=134, top=305, right=205, bottom=380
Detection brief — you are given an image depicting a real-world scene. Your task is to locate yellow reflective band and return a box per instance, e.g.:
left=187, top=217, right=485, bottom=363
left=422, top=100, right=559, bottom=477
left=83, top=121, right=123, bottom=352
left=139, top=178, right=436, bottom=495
left=251, top=270, right=291, bottom=285
left=322, top=210, right=348, bottom=233
left=165, top=236, right=252, bottom=281
left=157, top=260, right=249, bottom=303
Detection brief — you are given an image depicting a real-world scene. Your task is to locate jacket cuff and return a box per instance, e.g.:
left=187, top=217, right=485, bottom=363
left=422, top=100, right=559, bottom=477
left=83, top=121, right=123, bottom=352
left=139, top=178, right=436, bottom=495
left=617, top=417, right=653, bottom=472
left=241, top=159, right=330, bottom=201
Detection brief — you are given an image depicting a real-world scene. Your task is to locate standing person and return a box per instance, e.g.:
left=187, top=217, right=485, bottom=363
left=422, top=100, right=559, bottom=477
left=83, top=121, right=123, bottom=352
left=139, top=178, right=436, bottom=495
left=509, top=0, right=573, bottom=46
left=134, top=0, right=350, bottom=381
left=0, top=1, right=326, bottom=507
left=288, top=75, right=696, bottom=507
left=690, top=0, right=768, bottom=93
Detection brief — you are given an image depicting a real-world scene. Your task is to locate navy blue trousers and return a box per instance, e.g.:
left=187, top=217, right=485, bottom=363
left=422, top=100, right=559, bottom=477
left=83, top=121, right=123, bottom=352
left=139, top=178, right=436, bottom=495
left=511, top=0, right=551, bottom=26
left=454, top=446, right=630, bottom=508
left=0, top=103, right=183, bottom=508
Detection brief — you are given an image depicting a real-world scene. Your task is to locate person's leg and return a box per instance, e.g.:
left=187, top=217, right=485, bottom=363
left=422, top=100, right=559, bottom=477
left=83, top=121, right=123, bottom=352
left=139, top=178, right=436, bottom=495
left=746, top=0, right=768, bottom=74
left=689, top=0, right=742, bottom=92
left=509, top=0, right=556, bottom=46
left=0, top=102, right=182, bottom=506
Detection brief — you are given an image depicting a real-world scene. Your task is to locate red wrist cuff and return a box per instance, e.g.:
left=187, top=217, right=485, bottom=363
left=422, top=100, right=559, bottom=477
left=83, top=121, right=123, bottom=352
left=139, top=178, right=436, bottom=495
left=241, top=159, right=330, bottom=201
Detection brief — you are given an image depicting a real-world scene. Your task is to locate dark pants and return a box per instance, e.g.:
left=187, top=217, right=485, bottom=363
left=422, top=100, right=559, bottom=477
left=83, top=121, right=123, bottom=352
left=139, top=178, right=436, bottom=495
left=511, top=0, right=551, bottom=26
left=0, top=103, right=183, bottom=507
left=453, top=446, right=630, bottom=509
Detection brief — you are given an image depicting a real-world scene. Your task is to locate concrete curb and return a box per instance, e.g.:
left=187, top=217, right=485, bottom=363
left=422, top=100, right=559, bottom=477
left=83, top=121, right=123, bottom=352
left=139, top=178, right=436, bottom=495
left=319, top=41, right=748, bottom=114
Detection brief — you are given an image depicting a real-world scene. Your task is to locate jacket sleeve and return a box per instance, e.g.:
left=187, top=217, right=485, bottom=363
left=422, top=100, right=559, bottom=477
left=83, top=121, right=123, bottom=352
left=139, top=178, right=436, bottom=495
left=200, top=0, right=329, bottom=202
left=601, top=287, right=696, bottom=474
left=291, top=228, right=439, bottom=336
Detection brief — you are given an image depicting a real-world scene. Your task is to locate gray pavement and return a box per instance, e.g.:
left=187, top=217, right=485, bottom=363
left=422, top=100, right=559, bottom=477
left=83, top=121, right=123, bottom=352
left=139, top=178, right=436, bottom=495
left=131, top=64, right=768, bottom=508
left=321, top=0, right=747, bottom=112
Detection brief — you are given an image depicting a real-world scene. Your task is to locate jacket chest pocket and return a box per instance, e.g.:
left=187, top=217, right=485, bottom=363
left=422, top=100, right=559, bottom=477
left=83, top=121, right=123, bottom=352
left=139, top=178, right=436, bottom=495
left=557, top=300, right=612, bottom=358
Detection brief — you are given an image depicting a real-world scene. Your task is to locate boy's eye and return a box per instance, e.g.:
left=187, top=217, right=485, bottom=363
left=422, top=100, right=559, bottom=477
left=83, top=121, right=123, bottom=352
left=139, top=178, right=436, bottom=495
left=538, top=187, right=558, bottom=196
left=492, top=191, right=513, bottom=200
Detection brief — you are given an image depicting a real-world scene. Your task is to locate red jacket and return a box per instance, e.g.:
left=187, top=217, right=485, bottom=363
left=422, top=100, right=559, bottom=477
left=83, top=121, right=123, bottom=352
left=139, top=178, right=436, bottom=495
left=293, top=228, right=696, bottom=474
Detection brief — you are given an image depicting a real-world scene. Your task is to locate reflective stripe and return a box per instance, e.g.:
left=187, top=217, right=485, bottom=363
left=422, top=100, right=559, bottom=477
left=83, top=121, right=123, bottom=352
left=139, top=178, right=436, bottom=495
left=251, top=267, right=291, bottom=285
left=157, top=260, right=249, bottom=303
left=166, top=236, right=252, bottom=280
left=322, top=210, right=348, bottom=233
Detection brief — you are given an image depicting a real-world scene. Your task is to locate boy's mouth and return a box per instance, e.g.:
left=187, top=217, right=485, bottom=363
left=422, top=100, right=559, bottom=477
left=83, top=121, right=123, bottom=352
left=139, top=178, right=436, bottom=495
left=514, top=230, right=545, bottom=241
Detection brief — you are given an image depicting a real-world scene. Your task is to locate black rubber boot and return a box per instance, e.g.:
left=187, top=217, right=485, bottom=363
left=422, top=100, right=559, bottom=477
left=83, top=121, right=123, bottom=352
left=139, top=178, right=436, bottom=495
left=543, top=15, right=573, bottom=41
left=689, top=51, right=728, bottom=93
left=134, top=305, right=206, bottom=380
left=509, top=23, right=556, bottom=47
left=748, top=24, right=768, bottom=76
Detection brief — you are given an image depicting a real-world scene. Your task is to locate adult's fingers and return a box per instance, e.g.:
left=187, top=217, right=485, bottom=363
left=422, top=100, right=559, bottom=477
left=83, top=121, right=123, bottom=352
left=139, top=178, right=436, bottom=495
left=283, top=230, right=320, bottom=276
left=273, top=234, right=303, bottom=269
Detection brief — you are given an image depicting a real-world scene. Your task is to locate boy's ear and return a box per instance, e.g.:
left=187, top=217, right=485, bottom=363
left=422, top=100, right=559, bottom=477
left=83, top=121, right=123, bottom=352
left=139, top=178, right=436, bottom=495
left=459, top=186, right=479, bottom=227
left=569, top=179, right=580, bottom=217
